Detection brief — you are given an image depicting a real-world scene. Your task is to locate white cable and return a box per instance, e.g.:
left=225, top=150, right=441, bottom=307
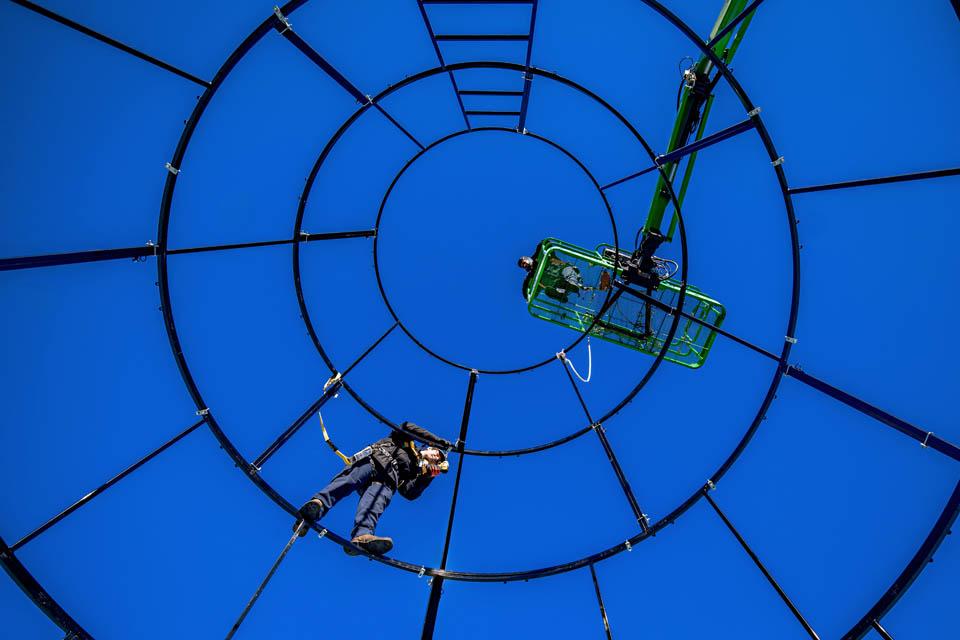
left=565, top=337, right=593, bottom=383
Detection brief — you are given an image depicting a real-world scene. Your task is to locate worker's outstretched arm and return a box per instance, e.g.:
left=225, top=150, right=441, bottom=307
left=400, top=421, right=452, bottom=450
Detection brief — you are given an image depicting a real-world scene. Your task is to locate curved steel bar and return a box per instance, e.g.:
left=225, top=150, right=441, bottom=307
left=0, top=535, right=92, bottom=639
left=369, top=126, right=620, bottom=375
left=840, top=478, right=960, bottom=640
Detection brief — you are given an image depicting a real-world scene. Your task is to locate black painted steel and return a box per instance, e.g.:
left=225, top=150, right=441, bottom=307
left=704, top=491, right=821, bottom=640
left=614, top=280, right=780, bottom=361
left=421, top=371, right=478, bottom=640
left=416, top=0, right=471, bottom=129
left=516, top=0, right=539, bottom=132
left=225, top=523, right=305, bottom=640
left=422, top=0, right=534, bottom=3
left=789, top=166, right=960, bottom=194
left=559, top=361, right=649, bottom=531
left=459, top=89, right=524, bottom=96
left=657, top=116, right=757, bottom=164
left=600, top=165, right=658, bottom=191
left=9, top=0, right=210, bottom=87
left=0, top=536, right=92, bottom=639
left=871, top=620, right=895, bottom=640
left=841, top=479, right=960, bottom=639
left=0, top=231, right=374, bottom=270
left=435, top=34, right=530, bottom=41
left=706, top=0, right=768, bottom=48
left=167, top=230, right=376, bottom=255
left=252, top=323, right=397, bottom=469
left=604, top=117, right=757, bottom=190
left=464, top=110, right=521, bottom=116
left=0, top=245, right=155, bottom=271
left=784, top=367, right=960, bottom=462
left=589, top=564, right=614, bottom=640
left=273, top=18, right=366, bottom=102
left=11, top=418, right=206, bottom=552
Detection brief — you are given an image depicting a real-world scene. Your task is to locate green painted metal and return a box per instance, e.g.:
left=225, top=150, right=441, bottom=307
left=646, top=0, right=756, bottom=241
left=523, top=239, right=725, bottom=368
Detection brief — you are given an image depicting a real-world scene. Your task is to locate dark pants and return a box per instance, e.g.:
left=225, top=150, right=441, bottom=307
left=312, top=458, right=394, bottom=538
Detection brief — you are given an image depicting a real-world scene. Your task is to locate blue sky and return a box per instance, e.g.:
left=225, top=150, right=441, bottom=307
left=2, top=1, right=959, bottom=638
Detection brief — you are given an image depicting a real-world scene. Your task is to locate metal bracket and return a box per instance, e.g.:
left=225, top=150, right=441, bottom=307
left=317, top=528, right=327, bottom=539
left=771, top=156, right=785, bottom=167
left=324, top=372, right=342, bottom=396
left=195, top=408, right=210, bottom=416
left=555, top=350, right=566, bottom=361
left=706, top=479, right=716, bottom=491
left=624, top=540, right=632, bottom=552
left=146, top=240, right=158, bottom=255
left=165, top=162, right=180, bottom=175
left=273, top=6, right=293, bottom=34
left=921, top=432, right=934, bottom=448
left=747, top=107, right=761, bottom=117
left=418, top=566, right=426, bottom=578
left=785, top=335, right=798, bottom=344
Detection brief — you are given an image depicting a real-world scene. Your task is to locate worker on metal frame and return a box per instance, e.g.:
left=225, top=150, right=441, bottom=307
left=294, top=421, right=451, bottom=556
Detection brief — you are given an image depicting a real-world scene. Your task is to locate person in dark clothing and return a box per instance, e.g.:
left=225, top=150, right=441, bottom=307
left=294, top=422, right=451, bottom=556
left=519, top=252, right=591, bottom=303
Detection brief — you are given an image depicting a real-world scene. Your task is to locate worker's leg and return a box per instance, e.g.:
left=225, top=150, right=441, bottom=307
left=352, top=481, right=394, bottom=539
left=311, top=458, right=375, bottom=515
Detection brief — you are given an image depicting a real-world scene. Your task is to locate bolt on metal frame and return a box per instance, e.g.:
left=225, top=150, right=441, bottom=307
left=0, top=1, right=958, bottom=639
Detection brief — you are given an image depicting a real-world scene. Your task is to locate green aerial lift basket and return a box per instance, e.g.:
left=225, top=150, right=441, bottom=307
left=523, top=239, right=725, bottom=368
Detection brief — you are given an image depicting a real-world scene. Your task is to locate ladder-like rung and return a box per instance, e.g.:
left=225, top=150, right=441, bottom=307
left=435, top=34, right=530, bottom=41
left=459, top=90, right=524, bottom=96
left=421, top=1, right=534, bottom=4
left=464, top=110, right=522, bottom=116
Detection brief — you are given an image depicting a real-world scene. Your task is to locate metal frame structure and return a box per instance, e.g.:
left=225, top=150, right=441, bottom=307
left=2, top=1, right=959, bottom=639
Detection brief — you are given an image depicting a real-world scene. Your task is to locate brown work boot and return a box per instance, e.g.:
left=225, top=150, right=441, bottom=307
left=293, top=499, right=324, bottom=537
left=349, top=534, right=394, bottom=556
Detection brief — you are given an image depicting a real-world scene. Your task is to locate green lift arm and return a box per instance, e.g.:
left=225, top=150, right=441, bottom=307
left=643, top=0, right=758, bottom=241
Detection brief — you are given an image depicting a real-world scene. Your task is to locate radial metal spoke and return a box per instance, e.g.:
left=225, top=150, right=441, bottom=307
left=614, top=280, right=960, bottom=463
left=435, top=34, right=530, bottom=41
left=657, top=116, right=757, bottom=165
left=784, top=367, right=960, bottom=463
left=1, top=231, right=376, bottom=271
left=704, top=491, right=821, bottom=640
left=706, top=0, right=768, bottom=48
left=9, top=0, right=210, bottom=87
left=272, top=9, right=425, bottom=147
left=589, top=564, right=614, bottom=640
left=225, top=522, right=305, bottom=640
left=252, top=323, right=398, bottom=469
left=11, top=418, right=206, bottom=552
left=871, top=620, right=895, bottom=640
left=0, top=245, right=156, bottom=271
left=789, top=166, right=960, bottom=195
left=602, top=116, right=757, bottom=191
left=613, top=281, right=779, bottom=360
left=422, top=370, right=478, bottom=640
left=559, top=359, right=649, bottom=531
left=167, top=230, right=377, bottom=255
left=600, top=165, right=659, bottom=191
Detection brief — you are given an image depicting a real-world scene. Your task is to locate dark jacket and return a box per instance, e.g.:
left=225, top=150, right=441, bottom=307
left=370, top=422, right=451, bottom=500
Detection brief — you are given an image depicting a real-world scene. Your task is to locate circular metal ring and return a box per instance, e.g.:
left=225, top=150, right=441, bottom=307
left=369, top=126, right=620, bottom=375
